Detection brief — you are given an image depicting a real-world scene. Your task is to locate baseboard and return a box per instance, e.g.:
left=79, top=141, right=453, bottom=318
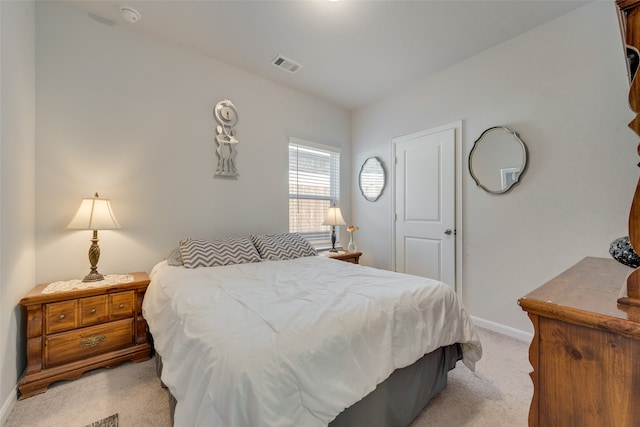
left=0, top=386, right=17, bottom=426
left=471, top=315, right=533, bottom=342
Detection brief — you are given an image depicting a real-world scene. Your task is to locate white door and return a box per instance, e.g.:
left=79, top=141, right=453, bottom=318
left=393, top=127, right=457, bottom=288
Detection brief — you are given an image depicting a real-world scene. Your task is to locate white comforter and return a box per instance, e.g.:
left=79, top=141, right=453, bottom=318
left=143, top=256, right=482, bottom=427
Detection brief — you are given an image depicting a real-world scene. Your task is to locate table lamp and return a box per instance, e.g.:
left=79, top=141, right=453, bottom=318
left=322, top=203, right=346, bottom=252
left=67, top=193, right=121, bottom=282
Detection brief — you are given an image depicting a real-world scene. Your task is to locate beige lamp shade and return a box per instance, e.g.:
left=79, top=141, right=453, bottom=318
left=322, top=204, right=346, bottom=226
left=68, top=193, right=121, bottom=230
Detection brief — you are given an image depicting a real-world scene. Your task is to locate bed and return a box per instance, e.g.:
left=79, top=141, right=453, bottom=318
left=142, top=234, right=482, bottom=426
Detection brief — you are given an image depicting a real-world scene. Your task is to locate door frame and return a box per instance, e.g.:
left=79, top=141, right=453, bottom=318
left=390, top=120, right=463, bottom=297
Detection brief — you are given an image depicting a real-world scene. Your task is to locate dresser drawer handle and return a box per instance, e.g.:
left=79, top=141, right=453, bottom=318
left=119, top=303, right=125, bottom=309
left=80, top=335, right=106, bottom=347
left=90, top=308, right=96, bottom=314
left=59, top=314, right=65, bottom=320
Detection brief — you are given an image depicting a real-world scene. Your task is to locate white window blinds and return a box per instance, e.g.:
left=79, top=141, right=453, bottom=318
left=289, top=139, right=341, bottom=247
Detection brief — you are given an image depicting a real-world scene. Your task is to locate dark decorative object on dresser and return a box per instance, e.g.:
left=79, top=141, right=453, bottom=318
left=609, top=235, right=640, bottom=267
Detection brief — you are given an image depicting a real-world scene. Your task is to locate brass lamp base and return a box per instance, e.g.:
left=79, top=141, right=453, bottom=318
left=82, top=271, right=105, bottom=283
left=82, top=229, right=105, bottom=283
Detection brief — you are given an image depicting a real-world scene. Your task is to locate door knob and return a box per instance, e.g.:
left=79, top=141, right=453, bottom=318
left=444, top=229, right=453, bottom=235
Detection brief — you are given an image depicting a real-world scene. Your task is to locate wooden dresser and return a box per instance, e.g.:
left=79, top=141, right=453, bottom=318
left=18, top=272, right=151, bottom=399
left=518, top=257, right=640, bottom=426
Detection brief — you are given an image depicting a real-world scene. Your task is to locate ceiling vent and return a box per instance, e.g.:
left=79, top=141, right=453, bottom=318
left=271, top=55, right=302, bottom=73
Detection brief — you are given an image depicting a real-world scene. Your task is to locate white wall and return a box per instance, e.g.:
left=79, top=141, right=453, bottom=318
left=352, top=1, right=637, bottom=334
left=0, top=0, right=36, bottom=422
left=35, top=2, right=351, bottom=283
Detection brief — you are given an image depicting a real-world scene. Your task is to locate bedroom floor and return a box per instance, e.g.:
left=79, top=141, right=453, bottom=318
left=4, top=327, right=531, bottom=427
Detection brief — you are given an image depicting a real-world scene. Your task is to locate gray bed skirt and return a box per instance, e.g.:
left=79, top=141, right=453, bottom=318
left=156, top=343, right=462, bottom=427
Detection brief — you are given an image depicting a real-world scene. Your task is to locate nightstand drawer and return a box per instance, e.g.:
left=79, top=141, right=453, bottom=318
left=80, top=295, right=108, bottom=326
left=45, top=319, right=134, bottom=367
left=46, top=301, right=77, bottom=334
left=110, top=291, right=134, bottom=319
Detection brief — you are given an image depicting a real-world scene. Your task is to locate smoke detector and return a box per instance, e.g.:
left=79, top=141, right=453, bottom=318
left=271, top=55, right=302, bottom=73
left=120, top=6, right=141, bottom=24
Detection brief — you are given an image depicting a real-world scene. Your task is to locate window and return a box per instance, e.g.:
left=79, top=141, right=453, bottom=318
left=289, top=139, right=341, bottom=248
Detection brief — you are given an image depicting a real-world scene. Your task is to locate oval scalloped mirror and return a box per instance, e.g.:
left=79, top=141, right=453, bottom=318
left=469, top=126, right=528, bottom=194
left=359, top=157, right=385, bottom=202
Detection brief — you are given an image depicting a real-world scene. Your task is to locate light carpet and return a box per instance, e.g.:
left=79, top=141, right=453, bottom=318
left=5, top=327, right=531, bottom=426
left=413, top=327, right=532, bottom=426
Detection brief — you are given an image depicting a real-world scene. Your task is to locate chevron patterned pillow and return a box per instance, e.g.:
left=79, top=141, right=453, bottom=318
left=179, top=237, right=261, bottom=269
left=250, top=233, right=318, bottom=261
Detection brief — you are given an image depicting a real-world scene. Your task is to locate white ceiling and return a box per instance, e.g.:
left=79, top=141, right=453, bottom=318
left=63, top=0, right=589, bottom=110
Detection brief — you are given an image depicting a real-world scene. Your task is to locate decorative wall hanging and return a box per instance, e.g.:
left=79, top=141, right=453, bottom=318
left=213, top=99, right=239, bottom=177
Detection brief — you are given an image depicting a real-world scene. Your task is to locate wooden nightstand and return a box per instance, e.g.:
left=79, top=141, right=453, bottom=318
left=327, top=251, right=362, bottom=264
left=18, top=272, right=152, bottom=399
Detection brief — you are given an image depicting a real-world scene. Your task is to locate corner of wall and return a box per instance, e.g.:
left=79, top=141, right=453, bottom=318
left=0, top=387, right=17, bottom=426
left=1, top=0, right=36, bottom=419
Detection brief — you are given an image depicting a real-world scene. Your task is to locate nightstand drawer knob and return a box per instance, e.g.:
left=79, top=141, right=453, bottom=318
left=59, top=314, right=65, bottom=320
left=90, top=308, right=96, bottom=314
left=119, top=303, right=125, bottom=308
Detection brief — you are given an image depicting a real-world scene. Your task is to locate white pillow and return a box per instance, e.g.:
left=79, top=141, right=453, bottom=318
left=166, top=248, right=183, bottom=266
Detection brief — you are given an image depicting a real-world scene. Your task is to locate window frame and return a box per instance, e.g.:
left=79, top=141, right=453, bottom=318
left=288, top=137, right=341, bottom=249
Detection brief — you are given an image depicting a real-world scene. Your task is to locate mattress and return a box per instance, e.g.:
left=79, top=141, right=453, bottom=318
left=143, top=256, right=482, bottom=426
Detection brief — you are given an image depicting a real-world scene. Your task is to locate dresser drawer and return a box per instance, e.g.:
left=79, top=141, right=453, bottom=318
left=80, top=295, right=108, bottom=326
left=44, top=319, right=134, bottom=368
left=46, top=300, right=77, bottom=334
left=110, top=291, right=134, bottom=319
